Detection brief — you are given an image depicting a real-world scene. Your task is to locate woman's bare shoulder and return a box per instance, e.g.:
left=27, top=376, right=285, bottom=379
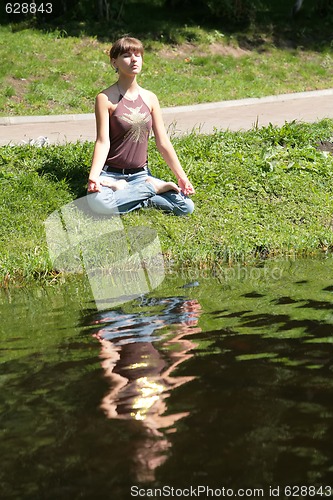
left=97, top=84, right=119, bottom=109
left=140, top=87, right=159, bottom=110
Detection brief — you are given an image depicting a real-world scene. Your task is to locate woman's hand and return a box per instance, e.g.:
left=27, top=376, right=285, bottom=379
left=178, top=177, right=195, bottom=196
left=88, top=177, right=101, bottom=193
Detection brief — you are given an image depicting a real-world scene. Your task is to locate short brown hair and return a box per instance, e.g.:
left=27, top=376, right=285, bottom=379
left=110, top=37, right=144, bottom=60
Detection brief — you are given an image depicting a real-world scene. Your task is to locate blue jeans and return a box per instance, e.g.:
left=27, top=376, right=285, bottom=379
left=87, top=167, right=194, bottom=216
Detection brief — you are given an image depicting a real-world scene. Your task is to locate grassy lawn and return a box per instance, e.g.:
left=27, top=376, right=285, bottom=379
left=1, top=3, right=333, bottom=286
left=0, top=19, right=333, bottom=116
left=1, top=119, right=333, bottom=285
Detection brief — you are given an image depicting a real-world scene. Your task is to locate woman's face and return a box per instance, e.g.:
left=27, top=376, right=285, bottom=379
left=113, top=50, right=143, bottom=76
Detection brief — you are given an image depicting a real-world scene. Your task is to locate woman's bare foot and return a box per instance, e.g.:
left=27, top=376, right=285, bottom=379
left=100, top=178, right=129, bottom=191
left=146, top=177, right=180, bottom=194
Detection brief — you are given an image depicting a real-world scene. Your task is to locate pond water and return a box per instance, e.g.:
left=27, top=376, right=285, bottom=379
left=1, top=258, right=333, bottom=499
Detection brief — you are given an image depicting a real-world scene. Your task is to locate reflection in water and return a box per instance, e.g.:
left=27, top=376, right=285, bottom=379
left=90, top=297, right=201, bottom=482
left=3, top=260, right=333, bottom=497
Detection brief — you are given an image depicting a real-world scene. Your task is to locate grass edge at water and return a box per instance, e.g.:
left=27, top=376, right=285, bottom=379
left=1, top=119, right=333, bottom=287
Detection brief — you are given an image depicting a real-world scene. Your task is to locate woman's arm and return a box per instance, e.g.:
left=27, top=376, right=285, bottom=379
left=88, top=92, right=111, bottom=193
left=150, top=93, right=195, bottom=196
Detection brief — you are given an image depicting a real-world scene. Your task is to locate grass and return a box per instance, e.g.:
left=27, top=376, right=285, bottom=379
left=1, top=3, right=333, bottom=285
left=1, top=119, right=333, bottom=286
left=0, top=19, right=333, bottom=116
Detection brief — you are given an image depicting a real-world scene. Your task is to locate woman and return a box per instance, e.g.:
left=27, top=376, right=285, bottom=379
left=87, top=36, right=195, bottom=216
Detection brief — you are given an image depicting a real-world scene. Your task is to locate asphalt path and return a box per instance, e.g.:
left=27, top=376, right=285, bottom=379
left=1, top=89, right=333, bottom=146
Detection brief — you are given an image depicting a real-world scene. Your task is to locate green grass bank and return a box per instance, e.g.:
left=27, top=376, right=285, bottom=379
left=1, top=21, right=333, bottom=116
left=1, top=119, right=333, bottom=287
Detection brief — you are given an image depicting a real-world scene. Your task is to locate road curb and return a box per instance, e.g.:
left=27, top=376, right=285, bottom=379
left=0, top=113, right=95, bottom=126
left=1, top=89, right=333, bottom=126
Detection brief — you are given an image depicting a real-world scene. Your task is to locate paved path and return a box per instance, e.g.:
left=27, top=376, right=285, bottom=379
left=1, top=89, right=333, bottom=146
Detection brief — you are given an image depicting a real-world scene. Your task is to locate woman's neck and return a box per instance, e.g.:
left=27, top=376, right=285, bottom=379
left=117, top=77, right=139, bottom=100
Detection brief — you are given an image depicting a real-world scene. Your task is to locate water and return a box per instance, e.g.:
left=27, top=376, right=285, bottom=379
left=1, top=258, right=333, bottom=499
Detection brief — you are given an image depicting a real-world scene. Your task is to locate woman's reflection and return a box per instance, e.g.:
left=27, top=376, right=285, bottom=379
left=92, top=296, right=201, bottom=482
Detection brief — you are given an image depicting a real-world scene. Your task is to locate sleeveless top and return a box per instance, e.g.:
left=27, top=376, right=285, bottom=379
left=105, top=93, right=153, bottom=170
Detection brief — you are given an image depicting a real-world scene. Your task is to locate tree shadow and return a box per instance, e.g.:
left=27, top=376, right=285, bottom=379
left=1, top=0, right=332, bottom=51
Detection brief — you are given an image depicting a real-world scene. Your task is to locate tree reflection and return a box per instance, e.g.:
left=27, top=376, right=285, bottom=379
left=92, top=297, right=201, bottom=482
